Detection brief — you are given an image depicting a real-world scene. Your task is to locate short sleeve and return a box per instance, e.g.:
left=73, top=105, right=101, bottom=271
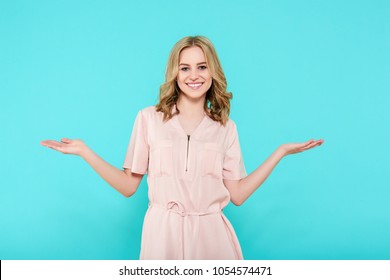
left=122, top=110, right=149, bottom=174
left=222, top=121, right=247, bottom=180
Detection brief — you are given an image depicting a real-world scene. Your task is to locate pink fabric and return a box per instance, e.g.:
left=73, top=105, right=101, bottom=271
left=123, top=106, right=247, bottom=260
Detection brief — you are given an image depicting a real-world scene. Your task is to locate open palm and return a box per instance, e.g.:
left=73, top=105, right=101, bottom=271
left=281, top=139, right=324, bottom=156
left=40, top=138, right=86, bottom=156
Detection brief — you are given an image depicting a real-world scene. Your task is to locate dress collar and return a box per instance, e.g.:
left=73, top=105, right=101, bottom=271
left=170, top=104, right=211, bottom=137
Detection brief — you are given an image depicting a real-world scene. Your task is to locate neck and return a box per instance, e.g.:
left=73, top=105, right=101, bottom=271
left=176, top=95, right=205, bottom=117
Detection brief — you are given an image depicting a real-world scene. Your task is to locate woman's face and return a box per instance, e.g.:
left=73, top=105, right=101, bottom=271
left=177, top=46, right=212, bottom=102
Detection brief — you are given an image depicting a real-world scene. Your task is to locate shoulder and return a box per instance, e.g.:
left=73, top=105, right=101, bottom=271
left=225, top=118, right=238, bottom=132
left=205, top=117, right=239, bottom=142
left=223, top=118, right=240, bottom=142
left=205, top=113, right=237, bottom=129
left=205, top=117, right=239, bottom=136
left=137, top=106, right=161, bottom=117
left=226, top=118, right=237, bottom=127
left=139, top=105, right=157, bottom=115
left=137, top=106, right=164, bottom=123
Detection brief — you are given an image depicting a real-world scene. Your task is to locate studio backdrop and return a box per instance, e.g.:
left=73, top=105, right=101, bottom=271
left=1, top=0, right=389, bottom=259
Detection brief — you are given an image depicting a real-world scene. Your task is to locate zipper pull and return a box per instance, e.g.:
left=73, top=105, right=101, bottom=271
left=185, top=135, right=191, bottom=172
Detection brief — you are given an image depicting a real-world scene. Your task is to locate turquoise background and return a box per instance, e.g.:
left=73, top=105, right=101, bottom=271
left=1, top=0, right=389, bottom=260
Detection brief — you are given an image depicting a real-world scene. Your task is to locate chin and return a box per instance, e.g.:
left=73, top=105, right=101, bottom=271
left=180, top=92, right=207, bottom=101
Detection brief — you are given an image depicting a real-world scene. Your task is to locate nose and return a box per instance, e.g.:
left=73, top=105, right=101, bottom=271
left=189, top=70, right=199, bottom=80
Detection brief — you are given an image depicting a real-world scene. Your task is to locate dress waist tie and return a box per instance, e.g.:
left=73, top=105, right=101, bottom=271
left=148, top=201, right=222, bottom=259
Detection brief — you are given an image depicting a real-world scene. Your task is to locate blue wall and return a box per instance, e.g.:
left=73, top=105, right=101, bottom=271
left=1, top=0, right=389, bottom=259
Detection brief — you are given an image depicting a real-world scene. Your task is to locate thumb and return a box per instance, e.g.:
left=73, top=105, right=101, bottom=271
left=304, top=139, right=314, bottom=145
left=61, top=138, right=72, bottom=144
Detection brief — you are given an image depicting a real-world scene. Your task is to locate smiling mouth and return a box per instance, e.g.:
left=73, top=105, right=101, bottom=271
left=186, top=82, right=203, bottom=90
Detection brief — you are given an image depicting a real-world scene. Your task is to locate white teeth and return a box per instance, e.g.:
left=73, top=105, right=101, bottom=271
left=187, top=83, right=202, bottom=88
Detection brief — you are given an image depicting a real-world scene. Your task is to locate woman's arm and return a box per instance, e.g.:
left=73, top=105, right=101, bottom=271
left=41, top=138, right=143, bottom=197
left=223, top=139, right=324, bottom=206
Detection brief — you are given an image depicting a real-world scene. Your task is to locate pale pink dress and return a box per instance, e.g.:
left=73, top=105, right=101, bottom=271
left=123, top=106, right=247, bottom=260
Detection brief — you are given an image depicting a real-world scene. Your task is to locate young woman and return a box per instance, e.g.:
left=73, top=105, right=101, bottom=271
left=41, top=36, right=324, bottom=260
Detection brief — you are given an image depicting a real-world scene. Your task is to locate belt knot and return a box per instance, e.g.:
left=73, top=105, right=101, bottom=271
left=167, top=201, right=187, bottom=217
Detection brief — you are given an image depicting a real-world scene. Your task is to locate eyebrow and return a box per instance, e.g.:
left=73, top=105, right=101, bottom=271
left=179, top=62, right=207, bottom=66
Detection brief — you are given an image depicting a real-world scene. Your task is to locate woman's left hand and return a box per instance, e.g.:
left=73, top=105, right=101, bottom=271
left=279, top=139, right=324, bottom=156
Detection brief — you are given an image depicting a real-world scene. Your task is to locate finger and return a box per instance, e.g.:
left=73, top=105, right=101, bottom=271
left=43, top=140, right=66, bottom=150
left=46, top=144, right=66, bottom=153
left=41, top=140, right=54, bottom=146
left=48, top=146, right=63, bottom=152
left=41, top=140, right=59, bottom=147
left=313, top=139, right=324, bottom=146
left=303, top=141, right=323, bottom=150
left=300, top=140, right=315, bottom=149
left=315, top=141, right=324, bottom=147
left=61, top=138, right=72, bottom=144
left=40, top=140, right=50, bottom=146
left=303, top=139, right=323, bottom=148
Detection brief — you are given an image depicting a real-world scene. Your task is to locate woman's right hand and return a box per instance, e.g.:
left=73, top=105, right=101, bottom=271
left=40, top=138, right=88, bottom=157
left=41, top=137, right=142, bottom=197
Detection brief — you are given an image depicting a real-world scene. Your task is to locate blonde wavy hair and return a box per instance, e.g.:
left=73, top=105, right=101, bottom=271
left=155, top=36, right=232, bottom=126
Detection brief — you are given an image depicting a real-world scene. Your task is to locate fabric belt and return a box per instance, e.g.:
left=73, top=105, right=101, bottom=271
left=148, top=201, right=222, bottom=259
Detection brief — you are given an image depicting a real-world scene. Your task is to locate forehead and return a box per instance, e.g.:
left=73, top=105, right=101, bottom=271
left=179, top=46, right=206, bottom=63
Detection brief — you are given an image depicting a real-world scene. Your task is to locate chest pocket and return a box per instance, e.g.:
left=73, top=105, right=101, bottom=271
left=149, top=140, right=173, bottom=177
left=201, top=143, right=223, bottom=179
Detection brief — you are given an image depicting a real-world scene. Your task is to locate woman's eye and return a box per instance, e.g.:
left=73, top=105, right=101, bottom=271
left=199, top=65, right=207, bottom=70
left=181, top=67, right=189, bottom=71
